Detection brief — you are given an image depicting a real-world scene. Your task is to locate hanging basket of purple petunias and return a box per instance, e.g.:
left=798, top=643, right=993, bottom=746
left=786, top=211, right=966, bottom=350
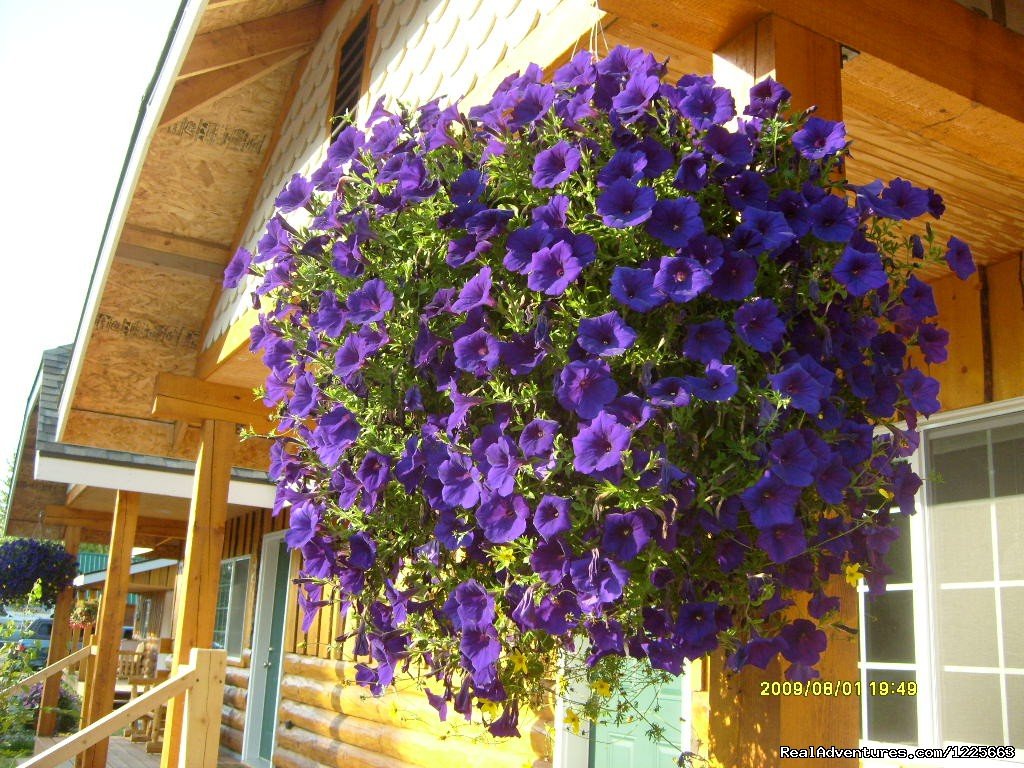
left=231, top=47, right=973, bottom=738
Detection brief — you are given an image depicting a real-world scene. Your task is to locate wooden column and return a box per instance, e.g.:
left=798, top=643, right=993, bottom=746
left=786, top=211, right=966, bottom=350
left=160, top=419, right=234, bottom=768
left=708, top=17, right=858, bottom=768
left=80, top=491, right=139, bottom=768
left=37, top=526, right=81, bottom=736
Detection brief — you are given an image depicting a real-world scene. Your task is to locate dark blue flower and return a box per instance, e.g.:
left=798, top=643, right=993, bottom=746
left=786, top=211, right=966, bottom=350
left=734, top=299, right=785, bottom=352
left=653, top=255, right=712, bottom=303
left=596, top=178, right=656, bottom=228
left=527, top=242, right=583, bottom=296
left=742, top=474, right=801, bottom=528
left=945, top=236, right=975, bottom=280
left=792, top=118, right=846, bottom=160
left=572, top=411, right=631, bottom=476
left=833, top=245, right=887, bottom=296
left=476, top=494, right=529, bottom=543
left=601, top=511, right=653, bottom=561
left=647, top=377, right=691, bottom=408
left=644, top=197, right=704, bottom=247
left=556, top=360, right=618, bottom=418
left=577, top=311, right=637, bottom=357
left=683, top=320, right=731, bottom=363
left=686, top=360, right=738, bottom=402
left=610, top=266, right=665, bottom=312
left=532, top=141, right=581, bottom=188
left=534, top=495, right=571, bottom=540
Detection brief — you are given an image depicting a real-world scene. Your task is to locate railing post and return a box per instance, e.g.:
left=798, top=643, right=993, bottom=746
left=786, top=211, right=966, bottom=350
left=180, top=648, right=226, bottom=768
left=38, top=525, right=81, bottom=736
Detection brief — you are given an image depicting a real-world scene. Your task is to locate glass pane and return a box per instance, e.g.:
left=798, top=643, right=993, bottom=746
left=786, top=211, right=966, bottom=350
left=212, top=562, right=232, bottom=649
left=864, top=590, right=915, bottom=664
left=1002, top=587, right=1024, bottom=669
left=938, top=588, right=999, bottom=667
left=941, top=672, right=1002, bottom=744
left=993, top=423, right=1024, bottom=498
left=227, top=558, right=250, bottom=658
left=865, top=669, right=917, bottom=745
left=996, top=496, right=1024, bottom=581
left=1006, top=674, right=1024, bottom=746
left=886, top=513, right=913, bottom=584
left=933, top=500, right=993, bottom=583
left=930, top=431, right=989, bottom=503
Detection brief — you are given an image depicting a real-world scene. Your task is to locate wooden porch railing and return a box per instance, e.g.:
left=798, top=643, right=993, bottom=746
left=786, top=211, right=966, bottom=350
left=20, top=648, right=226, bottom=768
left=0, top=644, right=94, bottom=699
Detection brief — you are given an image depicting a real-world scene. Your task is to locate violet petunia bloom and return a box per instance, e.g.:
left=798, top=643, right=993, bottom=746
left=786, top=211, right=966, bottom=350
left=742, top=474, right=802, bottom=528
left=285, top=500, right=321, bottom=550
left=453, top=329, right=499, bottom=377
left=450, top=579, right=495, bottom=629
left=532, top=141, right=582, bottom=188
left=832, top=245, right=887, bottom=296
left=944, top=236, right=976, bottom=280
left=519, top=418, right=558, bottom=459
left=612, top=73, right=660, bottom=121
left=572, top=411, right=631, bottom=476
left=570, top=550, right=629, bottom=609
left=310, top=406, right=361, bottom=466
left=223, top=247, right=253, bottom=289
left=653, top=255, right=712, bottom=303
left=530, top=537, right=572, bottom=584
left=533, top=495, right=571, bottom=540
left=769, top=361, right=828, bottom=415
left=601, top=511, right=653, bottom=561
left=527, top=241, right=583, bottom=296
left=438, top=451, right=482, bottom=509
left=766, top=432, right=816, bottom=487
left=899, top=369, right=940, bottom=415
left=275, top=173, right=314, bottom=212
left=644, top=197, right=704, bottom=248
left=779, top=619, right=827, bottom=667
left=610, top=267, right=665, bottom=313
left=596, top=178, right=656, bottom=228
left=346, top=279, right=394, bottom=324
left=709, top=252, right=757, bottom=302
left=451, top=266, right=495, bottom=314
left=556, top=360, right=618, bottom=418
left=744, top=77, right=790, bottom=118
left=678, top=81, right=735, bottom=129
left=792, top=117, right=847, bottom=160
left=577, top=311, right=638, bottom=357
left=356, top=451, right=391, bottom=493
left=475, top=494, right=529, bottom=543
left=347, top=531, right=377, bottom=571
left=460, top=624, right=500, bottom=682
left=484, top=436, right=522, bottom=496
left=683, top=320, right=732, bottom=363
left=734, top=299, right=785, bottom=352
left=686, top=360, right=738, bottom=402
left=289, top=371, right=319, bottom=417
left=757, top=522, right=808, bottom=563
left=646, top=377, right=691, bottom=408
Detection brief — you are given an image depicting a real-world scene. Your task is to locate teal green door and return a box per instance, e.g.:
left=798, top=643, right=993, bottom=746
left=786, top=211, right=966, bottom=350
left=590, top=667, right=685, bottom=768
left=258, top=540, right=290, bottom=762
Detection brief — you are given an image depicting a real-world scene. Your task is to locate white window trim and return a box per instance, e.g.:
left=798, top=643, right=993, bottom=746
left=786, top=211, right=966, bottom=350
left=860, top=395, right=1024, bottom=762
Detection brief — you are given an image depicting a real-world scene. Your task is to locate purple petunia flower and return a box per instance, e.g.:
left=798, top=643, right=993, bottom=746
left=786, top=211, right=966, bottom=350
left=683, top=320, right=732, bottom=363
left=792, top=117, right=847, bottom=160
left=601, top=511, right=652, bottom=561
left=610, top=266, right=665, bottom=313
left=686, top=360, right=738, bottom=402
left=900, top=369, right=940, bottom=415
left=596, top=178, right=657, bottom=228
left=346, top=279, right=394, bottom=325
left=438, top=451, right=482, bottom=509
left=709, top=252, right=757, bottom=302
left=285, top=499, right=321, bottom=550
left=944, top=236, right=975, bottom=280
left=289, top=371, right=319, bottom=417
left=674, top=151, right=708, bottom=191
left=647, top=377, right=691, bottom=408
left=779, top=619, right=827, bottom=666
left=612, top=74, right=660, bottom=121
left=644, top=197, right=704, bottom=248
left=356, top=450, right=391, bottom=493
left=450, top=580, right=495, bottom=629
left=742, top=474, right=802, bottom=528
left=757, top=522, right=808, bottom=563
left=769, top=361, right=828, bottom=415
left=347, top=532, right=377, bottom=571
left=678, top=81, right=735, bottom=129
left=527, top=241, right=583, bottom=296
left=451, top=266, right=495, bottom=313
left=311, top=406, right=361, bottom=466
left=534, top=495, right=571, bottom=540
left=485, top=436, right=522, bottom=496
left=745, top=77, right=790, bottom=118
left=653, top=255, right=712, bottom=303
left=453, top=329, right=499, bottom=377
left=832, top=245, right=887, bottom=296
left=530, top=537, right=571, bottom=584
left=918, top=323, right=949, bottom=364
left=519, top=418, right=558, bottom=459
left=570, top=550, right=628, bottom=609
left=767, top=431, right=816, bottom=488
left=734, top=299, right=785, bottom=352
left=577, top=311, right=637, bottom=357
left=223, top=247, right=253, bottom=289
left=572, top=411, right=631, bottom=476
left=532, top=141, right=582, bottom=188
left=556, top=360, right=618, bottom=419
left=476, top=494, right=529, bottom=543
left=275, top=173, right=314, bottom=213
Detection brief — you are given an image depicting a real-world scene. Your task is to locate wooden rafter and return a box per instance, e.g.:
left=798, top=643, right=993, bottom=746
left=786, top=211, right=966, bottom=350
left=178, top=4, right=321, bottom=79
left=114, top=241, right=226, bottom=279
left=45, top=506, right=188, bottom=539
left=119, top=225, right=230, bottom=265
left=152, top=372, right=271, bottom=427
left=598, top=0, right=1024, bottom=124
left=161, top=47, right=308, bottom=127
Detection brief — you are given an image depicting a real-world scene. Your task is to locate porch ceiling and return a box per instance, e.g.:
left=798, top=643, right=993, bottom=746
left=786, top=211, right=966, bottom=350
left=61, top=0, right=325, bottom=463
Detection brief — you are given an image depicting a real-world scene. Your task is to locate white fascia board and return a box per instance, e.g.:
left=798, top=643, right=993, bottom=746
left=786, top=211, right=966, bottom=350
left=35, top=453, right=275, bottom=508
left=75, top=558, right=180, bottom=587
left=55, top=0, right=209, bottom=442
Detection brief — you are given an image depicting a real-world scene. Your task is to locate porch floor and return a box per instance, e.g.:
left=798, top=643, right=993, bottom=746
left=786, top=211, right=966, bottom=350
left=24, top=738, right=249, bottom=768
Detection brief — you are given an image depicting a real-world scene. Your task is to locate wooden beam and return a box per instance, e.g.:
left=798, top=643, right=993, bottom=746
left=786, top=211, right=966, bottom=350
left=178, top=4, right=321, bottom=79
left=601, top=0, right=1024, bottom=125
left=152, top=372, right=272, bottom=427
left=161, top=47, right=308, bottom=127
left=45, top=506, right=188, bottom=539
left=66, top=484, right=87, bottom=506
left=80, top=491, right=139, bottom=768
left=160, top=420, right=234, bottom=768
left=114, top=242, right=225, bottom=280
left=37, top=526, right=80, bottom=736
left=119, top=225, right=230, bottom=265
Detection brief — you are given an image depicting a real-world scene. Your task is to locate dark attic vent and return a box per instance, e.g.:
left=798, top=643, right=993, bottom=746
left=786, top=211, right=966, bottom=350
left=332, top=10, right=371, bottom=138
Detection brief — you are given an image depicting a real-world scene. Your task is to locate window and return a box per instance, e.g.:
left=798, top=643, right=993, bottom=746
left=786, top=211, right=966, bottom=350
left=330, top=7, right=372, bottom=139
left=213, top=556, right=250, bottom=660
left=860, top=406, right=1024, bottom=752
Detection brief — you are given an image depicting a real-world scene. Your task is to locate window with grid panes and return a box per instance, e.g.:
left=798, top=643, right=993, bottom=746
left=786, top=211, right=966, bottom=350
left=860, top=409, right=1024, bottom=753
left=212, top=557, right=250, bottom=659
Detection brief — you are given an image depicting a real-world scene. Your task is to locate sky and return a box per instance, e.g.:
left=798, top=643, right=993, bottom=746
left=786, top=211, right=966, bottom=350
left=0, top=0, right=182, bottom=471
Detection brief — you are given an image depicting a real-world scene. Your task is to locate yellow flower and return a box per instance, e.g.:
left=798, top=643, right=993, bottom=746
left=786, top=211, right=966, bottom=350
left=479, top=698, right=501, bottom=718
left=491, top=545, right=518, bottom=570
left=592, top=679, right=612, bottom=697
left=878, top=487, right=894, bottom=501
left=564, top=708, right=580, bottom=735
left=508, top=651, right=529, bottom=674
left=844, top=562, right=864, bottom=587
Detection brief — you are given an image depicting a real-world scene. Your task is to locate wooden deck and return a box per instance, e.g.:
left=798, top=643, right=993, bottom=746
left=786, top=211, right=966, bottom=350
left=23, top=738, right=248, bottom=768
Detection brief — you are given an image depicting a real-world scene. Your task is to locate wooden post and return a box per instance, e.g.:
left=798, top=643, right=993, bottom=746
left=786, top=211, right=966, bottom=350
left=80, top=490, right=139, bottom=768
left=37, top=526, right=81, bottom=736
left=708, top=18, right=858, bottom=768
left=160, top=419, right=234, bottom=768
left=181, top=648, right=228, bottom=768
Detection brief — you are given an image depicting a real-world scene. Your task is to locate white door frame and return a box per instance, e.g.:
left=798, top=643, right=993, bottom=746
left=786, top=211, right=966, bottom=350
left=242, top=530, right=288, bottom=768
